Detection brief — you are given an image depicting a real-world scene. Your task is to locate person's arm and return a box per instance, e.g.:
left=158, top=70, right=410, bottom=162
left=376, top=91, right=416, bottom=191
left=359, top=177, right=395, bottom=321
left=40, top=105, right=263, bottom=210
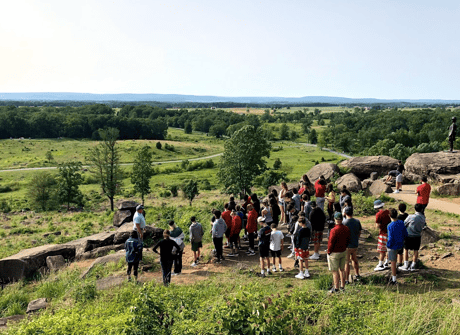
left=280, top=234, right=284, bottom=251
left=135, top=223, right=143, bottom=240
left=152, top=241, right=161, bottom=254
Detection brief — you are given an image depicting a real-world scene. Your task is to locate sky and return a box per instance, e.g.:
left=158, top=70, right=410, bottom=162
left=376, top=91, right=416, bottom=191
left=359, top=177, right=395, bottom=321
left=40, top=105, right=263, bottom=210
left=1, top=0, right=460, bottom=99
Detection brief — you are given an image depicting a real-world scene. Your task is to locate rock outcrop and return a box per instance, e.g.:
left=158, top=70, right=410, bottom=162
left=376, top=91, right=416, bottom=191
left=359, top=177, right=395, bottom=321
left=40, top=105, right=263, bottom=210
left=368, top=180, right=393, bottom=196
left=306, top=163, right=340, bottom=183
left=361, top=179, right=374, bottom=189
left=46, top=255, right=66, bottom=272
left=405, top=152, right=460, bottom=180
left=113, top=210, right=133, bottom=228
left=335, top=173, right=362, bottom=193
left=339, top=156, right=399, bottom=180
left=113, top=223, right=163, bottom=244
left=421, top=227, right=440, bottom=245
left=437, top=183, right=460, bottom=196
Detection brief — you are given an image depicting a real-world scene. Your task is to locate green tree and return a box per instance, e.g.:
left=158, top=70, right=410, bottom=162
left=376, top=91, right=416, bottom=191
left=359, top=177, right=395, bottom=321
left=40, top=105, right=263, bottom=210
left=57, top=161, right=83, bottom=209
left=308, top=129, right=318, bottom=144
left=183, top=179, right=199, bottom=206
left=131, top=146, right=155, bottom=205
left=317, top=131, right=327, bottom=149
left=209, top=124, right=227, bottom=138
left=87, top=128, right=123, bottom=211
left=184, top=121, right=192, bottom=134
left=217, top=125, right=271, bottom=194
left=273, top=158, right=282, bottom=170
left=279, top=124, right=290, bottom=140
left=254, top=170, right=287, bottom=191
left=156, top=141, right=162, bottom=150
left=45, top=150, right=54, bottom=163
left=28, top=172, right=57, bottom=211
left=301, top=119, right=312, bottom=134
left=290, top=130, right=298, bottom=141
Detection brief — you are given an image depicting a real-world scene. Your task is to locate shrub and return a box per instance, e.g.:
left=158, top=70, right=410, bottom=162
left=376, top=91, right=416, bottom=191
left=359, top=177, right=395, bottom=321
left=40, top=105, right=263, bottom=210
left=169, top=185, right=178, bottom=197
left=72, top=282, right=97, bottom=303
left=0, top=199, right=11, bottom=213
left=0, top=186, right=12, bottom=193
left=156, top=141, right=162, bottom=150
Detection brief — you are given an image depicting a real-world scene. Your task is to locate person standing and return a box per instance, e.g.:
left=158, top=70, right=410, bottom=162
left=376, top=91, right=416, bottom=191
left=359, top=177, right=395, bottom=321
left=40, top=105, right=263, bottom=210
left=394, top=161, right=405, bottom=193
left=211, top=210, right=227, bottom=263
left=189, top=216, right=204, bottom=267
left=309, top=201, right=326, bottom=260
left=314, top=176, right=327, bottom=212
left=258, top=217, right=272, bottom=277
left=261, top=199, right=274, bottom=225
left=294, top=217, right=311, bottom=279
left=325, top=183, right=336, bottom=221
left=416, top=176, right=431, bottom=215
left=279, top=182, right=289, bottom=225
left=343, top=207, right=362, bottom=283
left=245, top=204, right=258, bottom=256
left=169, top=221, right=185, bottom=276
left=125, top=230, right=143, bottom=283
left=133, top=205, right=146, bottom=241
left=399, top=203, right=426, bottom=271
left=327, top=212, right=351, bottom=293
left=228, top=210, right=242, bottom=257
left=387, top=208, right=408, bottom=284
left=270, top=223, right=284, bottom=272
left=339, top=186, right=352, bottom=212
left=222, top=203, right=232, bottom=247
left=292, top=188, right=301, bottom=212
left=449, top=116, right=457, bottom=152
left=374, top=200, right=391, bottom=271
left=152, top=230, right=180, bottom=286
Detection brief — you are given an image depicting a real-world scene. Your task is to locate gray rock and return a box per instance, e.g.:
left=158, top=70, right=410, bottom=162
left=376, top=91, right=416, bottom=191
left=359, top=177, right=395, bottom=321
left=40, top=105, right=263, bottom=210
left=362, top=179, right=374, bottom=189
left=405, top=152, right=460, bottom=178
left=113, top=209, right=133, bottom=227
left=436, top=174, right=460, bottom=184
left=370, top=172, right=379, bottom=181
left=77, top=244, right=125, bottom=260
left=0, top=315, right=26, bottom=328
left=368, top=180, right=393, bottom=196
left=437, top=184, right=460, bottom=196
left=339, top=156, right=399, bottom=180
left=116, top=200, right=139, bottom=211
left=68, top=232, right=116, bottom=258
left=336, top=173, right=362, bottom=193
left=46, top=255, right=66, bottom=271
left=421, top=227, right=440, bottom=245
left=26, top=298, right=47, bottom=313
left=306, top=163, right=340, bottom=183
left=80, top=250, right=126, bottom=279
left=113, top=223, right=163, bottom=244
left=96, top=276, right=125, bottom=290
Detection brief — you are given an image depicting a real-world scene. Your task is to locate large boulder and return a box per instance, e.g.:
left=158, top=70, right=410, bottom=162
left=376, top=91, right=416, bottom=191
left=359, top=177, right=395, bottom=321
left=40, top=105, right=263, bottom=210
left=77, top=244, right=125, bottom=260
left=67, top=232, right=116, bottom=258
left=368, top=180, right=393, bottom=196
left=26, top=298, right=47, bottom=313
left=339, top=156, right=399, bottom=180
left=46, top=255, right=66, bottom=272
left=437, top=183, right=460, bottom=196
left=306, top=163, right=340, bottom=183
left=113, top=210, right=133, bottom=227
left=81, top=250, right=126, bottom=279
left=116, top=200, right=139, bottom=211
left=405, top=152, right=460, bottom=179
left=362, top=179, right=374, bottom=189
left=335, top=173, right=362, bottom=193
left=113, top=223, right=163, bottom=244
left=421, top=227, right=440, bottom=245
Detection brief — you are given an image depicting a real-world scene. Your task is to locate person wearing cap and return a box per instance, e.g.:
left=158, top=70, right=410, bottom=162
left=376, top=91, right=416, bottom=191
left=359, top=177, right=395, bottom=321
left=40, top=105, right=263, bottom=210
left=327, top=212, right=350, bottom=293
left=133, top=205, right=146, bottom=241
left=415, top=176, right=431, bottom=215
left=245, top=204, right=258, bottom=256
left=343, top=206, right=362, bottom=283
left=168, top=220, right=185, bottom=276
left=374, top=200, right=391, bottom=271
left=449, top=116, right=457, bottom=152
left=257, top=217, right=272, bottom=277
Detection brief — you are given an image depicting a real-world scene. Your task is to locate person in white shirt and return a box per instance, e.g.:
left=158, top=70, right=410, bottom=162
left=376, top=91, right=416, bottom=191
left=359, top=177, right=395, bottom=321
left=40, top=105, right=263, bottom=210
left=270, top=223, right=284, bottom=272
left=133, top=205, right=146, bottom=240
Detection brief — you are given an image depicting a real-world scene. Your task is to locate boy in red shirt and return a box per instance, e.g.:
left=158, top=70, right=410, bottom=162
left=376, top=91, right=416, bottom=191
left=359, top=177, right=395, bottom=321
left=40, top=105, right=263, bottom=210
left=327, top=212, right=350, bottom=293
left=221, top=203, right=232, bottom=247
left=374, top=200, right=391, bottom=271
left=314, top=176, right=327, bottom=212
left=228, top=210, right=241, bottom=257
left=245, top=204, right=258, bottom=256
left=415, top=176, right=431, bottom=215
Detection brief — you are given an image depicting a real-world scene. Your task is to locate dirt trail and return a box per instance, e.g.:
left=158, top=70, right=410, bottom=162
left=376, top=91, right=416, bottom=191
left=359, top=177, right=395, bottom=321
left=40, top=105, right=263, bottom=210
left=388, top=184, right=460, bottom=216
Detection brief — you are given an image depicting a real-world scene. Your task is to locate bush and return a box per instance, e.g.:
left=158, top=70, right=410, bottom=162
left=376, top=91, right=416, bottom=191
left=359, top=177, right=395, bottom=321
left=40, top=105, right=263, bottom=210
left=0, top=186, right=12, bottom=193
left=156, top=141, right=162, bottom=150
left=72, top=282, right=97, bottom=303
left=169, top=185, right=178, bottom=197
left=0, top=199, right=11, bottom=213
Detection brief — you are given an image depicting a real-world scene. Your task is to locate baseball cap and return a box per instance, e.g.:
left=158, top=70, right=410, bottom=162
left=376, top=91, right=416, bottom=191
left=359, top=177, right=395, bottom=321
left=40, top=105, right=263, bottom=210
left=373, top=200, right=384, bottom=209
left=334, top=212, right=343, bottom=220
left=136, top=205, right=144, bottom=211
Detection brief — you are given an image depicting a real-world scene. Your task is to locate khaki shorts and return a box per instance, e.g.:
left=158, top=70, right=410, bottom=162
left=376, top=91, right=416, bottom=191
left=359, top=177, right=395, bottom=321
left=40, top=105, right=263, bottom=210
left=329, top=251, right=347, bottom=271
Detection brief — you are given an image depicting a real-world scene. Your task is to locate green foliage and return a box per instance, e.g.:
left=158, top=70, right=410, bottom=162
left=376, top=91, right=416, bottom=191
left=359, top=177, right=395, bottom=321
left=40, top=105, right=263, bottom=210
left=182, top=179, right=199, bottom=206
left=57, top=161, right=84, bottom=208
left=279, top=123, right=290, bottom=140
left=0, top=199, right=11, bottom=213
left=273, top=158, right=282, bottom=170
left=72, top=282, right=97, bottom=303
left=28, top=172, right=58, bottom=211
left=131, top=145, right=155, bottom=204
left=308, top=128, right=318, bottom=144
left=164, top=143, right=175, bottom=151
left=156, top=141, right=162, bottom=150
left=254, top=170, right=287, bottom=191
left=217, top=125, right=271, bottom=194
left=169, top=185, right=179, bottom=197
left=0, top=283, right=28, bottom=317
left=314, top=274, right=333, bottom=290
left=45, top=150, right=54, bottom=162
left=184, top=121, right=192, bottom=134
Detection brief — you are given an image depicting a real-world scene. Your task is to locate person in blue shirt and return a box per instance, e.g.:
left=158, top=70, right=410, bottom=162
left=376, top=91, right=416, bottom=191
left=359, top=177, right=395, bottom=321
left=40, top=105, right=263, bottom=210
left=125, top=230, right=143, bottom=283
left=387, top=208, right=408, bottom=285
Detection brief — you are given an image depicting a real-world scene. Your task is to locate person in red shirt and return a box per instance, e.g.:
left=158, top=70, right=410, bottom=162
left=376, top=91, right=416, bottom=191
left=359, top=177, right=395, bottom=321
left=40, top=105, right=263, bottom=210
left=221, top=203, right=232, bottom=247
left=373, top=200, right=391, bottom=271
left=245, top=204, right=258, bottom=255
left=314, top=176, right=327, bottom=212
left=415, top=176, right=431, bottom=215
left=327, top=212, right=350, bottom=293
left=228, top=211, right=242, bottom=257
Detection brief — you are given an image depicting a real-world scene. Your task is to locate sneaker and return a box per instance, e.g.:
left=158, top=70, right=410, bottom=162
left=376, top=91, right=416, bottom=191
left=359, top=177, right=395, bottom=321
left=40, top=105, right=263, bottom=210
left=309, top=253, right=320, bottom=260
left=345, top=280, right=350, bottom=285
left=216, top=259, right=222, bottom=264
left=383, top=262, right=390, bottom=269
left=272, top=267, right=277, bottom=272
left=295, top=273, right=305, bottom=280
left=294, top=260, right=299, bottom=268
left=279, top=267, right=284, bottom=272
left=398, top=264, right=410, bottom=271
left=247, top=251, right=256, bottom=256
left=399, top=189, right=402, bottom=192
left=191, top=262, right=197, bottom=267
left=304, top=270, right=310, bottom=278
left=328, top=288, right=338, bottom=294
left=389, top=279, right=398, bottom=286
left=172, top=272, right=181, bottom=276
left=397, top=263, right=403, bottom=268
left=354, top=275, right=362, bottom=282
left=410, top=264, right=417, bottom=271
left=287, top=253, right=295, bottom=259
left=374, top=264, right=385, bottom=271
left=393, top=190, right=400, bottom=194
left=227, top=253, right=236, bottom=257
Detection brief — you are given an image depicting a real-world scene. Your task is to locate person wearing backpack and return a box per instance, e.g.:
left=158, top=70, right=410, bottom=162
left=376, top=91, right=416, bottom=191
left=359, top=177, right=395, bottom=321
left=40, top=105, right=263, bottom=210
left=257, top=217, right=272, bottom=277
left=125, top=230, right=143, bottom=283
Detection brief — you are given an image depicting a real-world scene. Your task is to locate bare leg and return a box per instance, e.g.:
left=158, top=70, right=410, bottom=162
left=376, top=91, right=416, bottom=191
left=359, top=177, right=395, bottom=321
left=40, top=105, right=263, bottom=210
left=332, top=271, right=339, bottom=290
left=413, top=250, right=419, bottom=263
left=299, top=259, right=304, bottom=272
left=379, top=252, right=385, bottom=262
left=391, top=261, right=397, bottom=277
left=339, top=268, right=346, bottom=288
left=345, top=249, right=351, bottom=280
left=352, top=253, right=360, bottom=276
left=260, top=258, right=265, bottom=271
left=314, top=243, right=320, bottom=254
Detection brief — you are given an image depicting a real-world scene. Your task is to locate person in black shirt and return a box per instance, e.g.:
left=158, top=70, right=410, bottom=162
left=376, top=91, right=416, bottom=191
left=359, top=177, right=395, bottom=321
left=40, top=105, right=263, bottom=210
left=153, top=230, right=180, bottom=286
left=309, top=201, right=326, bottom=260
left=258, top=218, right=272, bottom=277
left=251, top=193, right=261, bottom=215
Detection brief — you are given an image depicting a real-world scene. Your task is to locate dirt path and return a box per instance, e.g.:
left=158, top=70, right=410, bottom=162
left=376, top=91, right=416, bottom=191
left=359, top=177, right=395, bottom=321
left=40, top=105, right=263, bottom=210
left=388, top=184, right=460, bottom=216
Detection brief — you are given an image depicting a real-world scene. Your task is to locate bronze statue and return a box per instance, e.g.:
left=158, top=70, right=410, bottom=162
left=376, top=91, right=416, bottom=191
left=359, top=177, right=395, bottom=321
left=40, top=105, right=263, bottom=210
left=449, top=116, right=457, bottom=152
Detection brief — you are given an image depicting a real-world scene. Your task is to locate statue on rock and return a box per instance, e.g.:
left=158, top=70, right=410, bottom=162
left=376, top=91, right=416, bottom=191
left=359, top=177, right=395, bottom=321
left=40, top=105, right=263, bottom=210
left=449, top=116, right=457, bottom=152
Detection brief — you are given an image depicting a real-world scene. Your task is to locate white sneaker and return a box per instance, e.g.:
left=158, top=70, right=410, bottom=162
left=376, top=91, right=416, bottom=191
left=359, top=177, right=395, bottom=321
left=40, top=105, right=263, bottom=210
left=398, top=264, right=410, bottom=271
left=279, top=267, right=284, bottom=272
left=287, top=253, right=295, bottom=259
left=304, top=270, right=310, bottom=278
left=393, top=190, right=400, bottom=194
left=309, top=253, right=320, bottom=260
left=383, top=262, right=390, bottom=269
left=410, top=264, right=417, bottom=271
left=295, top=273, right=305, bottom=280
left=272, top=267, right=277, bottom=272
left=374, top=264, right=385, bottom=271
left=191, top=262, right=197, bottom=267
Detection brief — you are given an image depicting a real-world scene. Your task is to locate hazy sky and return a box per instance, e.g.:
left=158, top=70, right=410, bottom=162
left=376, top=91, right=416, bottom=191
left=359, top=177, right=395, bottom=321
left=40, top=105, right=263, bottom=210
left=1, top=0, right=459, bottom=99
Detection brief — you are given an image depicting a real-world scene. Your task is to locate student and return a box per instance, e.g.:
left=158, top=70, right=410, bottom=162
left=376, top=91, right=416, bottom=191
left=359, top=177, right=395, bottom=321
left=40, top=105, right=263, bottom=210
left=341, top=199, right=352, bottom=216
left=299, top=174, right=314, bottom=200
left=270, top=223, right=284, bottom=272
left=189, top=216, right=204, bottom=267
left=309, top=201, right=326, bottom=260
left=236, top=205, right=245, bottom=247
left=241, top=195, right=252, bottom=239
left=384, top=170, right=401, bottom=184
left=169, top=221, right=185, bottom=276
left=415, top=176, right=431, bottom=215
left=339, top=186, right=352, bottom=211
left=258, top=217, right=272, bottom=277
left=325, top=183, right=336, bottom=221
left=314, top=176, right=327, bottom=212
left=287, top=214, right=299, bottom=259
left=397, top=203, right=408, bottom=266
left=399, top=203, right=426, bottom=271
left=343, top=207, right=362, bottom=283
left=228, top=210, right=242, bottom=257
left=245, top=204, right=258, bottom=256
left=222, top=203, right=232, bottom=247
left=261, top=199, right=274, bottom=225
left=228, top=196, right=236, bottom=211
left=251, top=193, right=261, bottom=216
left=211, top=210, right=227, bottom=263
left=279, top=182, right=289, bottom=225
left=152, top=230, right=180, bottom=286
left=292, top=188, right=301, bottom=212
left=394, top=161, right=405, bottom=193
left=269, top=196, right=280, bottom=227
left=302, top=195, right=313, bottom=219
left=327, top=212, right=351, bottom=293
left=294, top=217, right=311, bottom=279
left=125, top=230, right=143, bottom=283
left=373, top=200, right=391, bottom=271
left=387, top=208, right=408, bottom=284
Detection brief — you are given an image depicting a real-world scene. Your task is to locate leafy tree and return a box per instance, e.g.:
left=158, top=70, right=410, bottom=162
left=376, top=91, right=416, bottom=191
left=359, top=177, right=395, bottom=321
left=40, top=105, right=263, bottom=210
left=301, top=119, right=312, bottom=134
left=217, top=125, right=271, bottom=194
left=254, top=170, right=287, bottom=191
left=28, top=172, right=57, bottom=211
left=57, top=161, right=83, bottom=209
left=87, top=128, right=123, bottom=211
left=290, top=130, right=298, bottom=141
left=317, top=132, right=327, bottom=149
left=131, top=146, right=155, bottom=205
left=45, top=151, right=54, bottom=163
left=209, top=124, right=227, bottom=138
left=156, top=141, right=162, bottom=150
left=279, top=124, right=290, bottom=140
left=183, top=179, right=199, bottom=206
left=308, top=129, right=318, bottom=144
left=184, top=121, right=192, bottom=134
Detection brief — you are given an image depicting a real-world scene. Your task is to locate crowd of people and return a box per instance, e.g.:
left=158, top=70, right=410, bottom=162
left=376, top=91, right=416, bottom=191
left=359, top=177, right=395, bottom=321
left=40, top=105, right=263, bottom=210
left=125, top=169, right=432, bottom=290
